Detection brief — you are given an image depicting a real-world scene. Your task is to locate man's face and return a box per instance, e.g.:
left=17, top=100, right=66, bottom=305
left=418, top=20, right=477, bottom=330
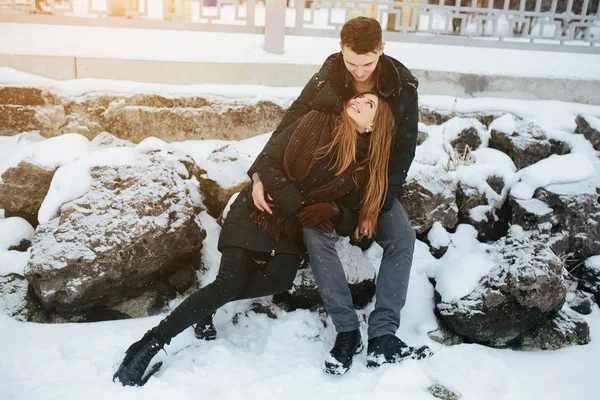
left=340, top=44, right=384, bottom=84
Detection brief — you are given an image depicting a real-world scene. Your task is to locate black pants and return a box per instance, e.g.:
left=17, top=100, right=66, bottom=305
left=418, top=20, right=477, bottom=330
left=154, top=247, right=301, bottom=344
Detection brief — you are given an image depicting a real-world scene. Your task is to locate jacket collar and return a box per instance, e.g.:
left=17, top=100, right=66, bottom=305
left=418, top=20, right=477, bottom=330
left=326, top=52, right=402, bottom=98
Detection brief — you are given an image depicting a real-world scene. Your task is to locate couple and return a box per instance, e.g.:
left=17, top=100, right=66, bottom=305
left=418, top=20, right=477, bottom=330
left=114, top=16, right=431, bottom=386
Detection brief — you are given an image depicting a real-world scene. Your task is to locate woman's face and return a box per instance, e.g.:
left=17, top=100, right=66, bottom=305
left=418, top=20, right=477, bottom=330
left=346, top=93, right=379, bottom=133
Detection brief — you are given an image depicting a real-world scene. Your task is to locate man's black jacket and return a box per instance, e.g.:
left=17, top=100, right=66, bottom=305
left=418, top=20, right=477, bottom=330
left=249, top=52, right=419, bottom=211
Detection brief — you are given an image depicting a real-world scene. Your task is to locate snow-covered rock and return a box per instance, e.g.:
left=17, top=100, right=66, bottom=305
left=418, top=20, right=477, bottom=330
left=399, top=165, right=458, bottom=234
left=90, top=132, right=135, bottom=148
left=455, top=177, right=510, bottom=241
left=443, top=116, right=488, bottom=153
left=567, top=290, right=596, bottom=315
left=1, top=87, right=288, bottom=142
left=517, top=309, right=590, bottom=350
left=0, top=273, right=45, bottom=322
left=0, top=133, right=92, bottom=225
left=578, top=256, right=600, bottom=303
left=24, top=149, right=206, bottom=315
left=575, top=114, right=600, bottom=150
left=489, top=115, right=569, bottom=169
left=196, top=144, right=252, bottom=218
left=436, top=226, right=566, bottom=346
left=0, top=86, right=65, bottom=135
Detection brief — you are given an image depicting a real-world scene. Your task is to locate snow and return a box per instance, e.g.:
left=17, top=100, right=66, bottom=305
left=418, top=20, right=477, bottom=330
left=513, top=198, right=553, bottom=216
left=38, top=147, right=141, bottom=224
left=488, top=114, right=515, bottom=135
left=427, top=222, right=450, bottom=250
left=511, top=154, right=595, bottom=199
left=0, top=249, right=31, bottom=276
left=433, top=225, right=495, bottom=303
left=0, top=217, right=34, bottom=250
left=0, top=132, right=91, bottom=183
left=0, top=67, right=298, bottom=103
left=586, top=256, right=600, bottom=272
left=2, top=22, right=600, bottom=80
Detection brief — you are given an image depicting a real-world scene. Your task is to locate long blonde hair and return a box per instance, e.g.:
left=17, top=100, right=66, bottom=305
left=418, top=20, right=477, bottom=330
left=318, top=93, right=394, bottom=230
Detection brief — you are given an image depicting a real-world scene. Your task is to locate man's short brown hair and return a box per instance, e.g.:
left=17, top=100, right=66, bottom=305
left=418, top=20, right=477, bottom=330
left=340, top=17, right=382, bottom=54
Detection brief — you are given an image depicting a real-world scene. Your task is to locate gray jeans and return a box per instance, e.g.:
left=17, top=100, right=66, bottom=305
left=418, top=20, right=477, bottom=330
left=303, top=199, right=416, bottom=340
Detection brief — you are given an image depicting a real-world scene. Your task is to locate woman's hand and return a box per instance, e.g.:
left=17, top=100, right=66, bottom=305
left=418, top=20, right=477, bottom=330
left=252, top=181, right=275, bottom=214
left=354, top=219, right=375, bottom=240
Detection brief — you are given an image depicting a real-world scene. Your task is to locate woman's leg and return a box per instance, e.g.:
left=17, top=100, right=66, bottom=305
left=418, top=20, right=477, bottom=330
left=234, top=253, right=302, bottom=300
left=153, top=247, right=254, bottom=344
left=193, top=252, right=301, bottom=340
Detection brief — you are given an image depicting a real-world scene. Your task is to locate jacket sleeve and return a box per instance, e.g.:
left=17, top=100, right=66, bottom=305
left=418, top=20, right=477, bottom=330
left=248, top=55, right=336, bottom=178
left=251, top=118, right=307, bottom=216
left=247, top=75, right=320, bottom=179
left=382, top=92, right=418, bottom=211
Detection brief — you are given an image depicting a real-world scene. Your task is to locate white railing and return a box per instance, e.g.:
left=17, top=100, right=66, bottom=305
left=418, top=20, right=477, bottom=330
left=1, top=0, right=599, bottom=53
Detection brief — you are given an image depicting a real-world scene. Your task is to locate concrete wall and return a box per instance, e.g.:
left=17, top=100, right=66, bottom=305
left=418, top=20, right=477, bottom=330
left=1, top=54, right=599, bottom=105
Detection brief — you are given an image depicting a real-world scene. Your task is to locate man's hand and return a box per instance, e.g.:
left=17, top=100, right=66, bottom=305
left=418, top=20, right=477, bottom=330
left=354, top=219, right=375, bottom=240
left=251, top=181, right=274, bottom=214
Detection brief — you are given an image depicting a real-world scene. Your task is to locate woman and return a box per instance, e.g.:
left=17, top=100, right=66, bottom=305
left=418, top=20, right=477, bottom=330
left=113, top=92, right=394, bottom=386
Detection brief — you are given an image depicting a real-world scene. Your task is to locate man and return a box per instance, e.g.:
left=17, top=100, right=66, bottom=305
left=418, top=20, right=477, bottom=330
left=204, top=16, right=432, bottom=374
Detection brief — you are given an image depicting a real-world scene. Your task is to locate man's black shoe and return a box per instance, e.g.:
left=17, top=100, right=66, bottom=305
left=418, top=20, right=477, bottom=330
left=366, top=334, right=433, bottom=369
left=113, top=329, right=165, bottom=386
left=324, top=329, right=363, bottom=375
left=193, top=313, right=217, bottom=341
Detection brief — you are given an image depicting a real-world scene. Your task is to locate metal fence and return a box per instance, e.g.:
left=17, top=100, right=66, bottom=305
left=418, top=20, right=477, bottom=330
left=1, top=0, right=599, bottom=53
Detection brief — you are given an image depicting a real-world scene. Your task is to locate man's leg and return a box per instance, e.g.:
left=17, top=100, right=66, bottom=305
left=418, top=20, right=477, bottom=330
left=304, top=227, right=363, bottom=375
left=303, top=227, right=359, bottom=332
left=368, top=199, right=416, bottom=340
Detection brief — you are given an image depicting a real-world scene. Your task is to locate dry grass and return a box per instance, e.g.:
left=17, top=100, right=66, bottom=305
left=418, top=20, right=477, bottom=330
left=444, top=144, right=473, bottom=172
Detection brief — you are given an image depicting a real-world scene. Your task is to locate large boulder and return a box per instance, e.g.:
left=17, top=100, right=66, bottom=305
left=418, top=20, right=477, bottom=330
left=575, top=114, right=600, bottom=151
left=25, top=147, right=206, bottom=315
left=436, top=226, right=566, bottom=346
left=273, top=237, right=376, bottom=310
left=399, top=165, right=458, bottom=234
left=489, top=115, right=569, bottom=169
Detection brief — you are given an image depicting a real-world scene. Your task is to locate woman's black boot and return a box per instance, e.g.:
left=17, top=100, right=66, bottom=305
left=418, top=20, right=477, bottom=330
left=193, top=312, right=217, bottom=341
left=113, top=329, right=166, bottom=386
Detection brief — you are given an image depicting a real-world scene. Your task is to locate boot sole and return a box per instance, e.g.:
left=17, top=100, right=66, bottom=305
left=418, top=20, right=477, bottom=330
left=194, top=332, right=217, bottom=341
left=324, top=341, right=364, bottom=375
left=366, top=348, right=433, bottom=369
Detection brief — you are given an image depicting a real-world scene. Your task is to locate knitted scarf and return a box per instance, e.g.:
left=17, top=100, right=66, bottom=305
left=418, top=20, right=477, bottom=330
left=251, top=111, right=367, bottom=241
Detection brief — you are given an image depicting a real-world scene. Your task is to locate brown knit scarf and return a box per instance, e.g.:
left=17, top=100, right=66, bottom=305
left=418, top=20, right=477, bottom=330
left=251, top=111, right=366, bottom=241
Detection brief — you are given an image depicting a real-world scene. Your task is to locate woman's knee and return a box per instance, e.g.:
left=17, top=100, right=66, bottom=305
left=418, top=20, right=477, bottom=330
left=270, top=255, right=302, bottom=292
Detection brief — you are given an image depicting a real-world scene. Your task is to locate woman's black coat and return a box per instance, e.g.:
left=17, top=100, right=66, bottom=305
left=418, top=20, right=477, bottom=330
left=218, top=116, right=360, bottom=258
